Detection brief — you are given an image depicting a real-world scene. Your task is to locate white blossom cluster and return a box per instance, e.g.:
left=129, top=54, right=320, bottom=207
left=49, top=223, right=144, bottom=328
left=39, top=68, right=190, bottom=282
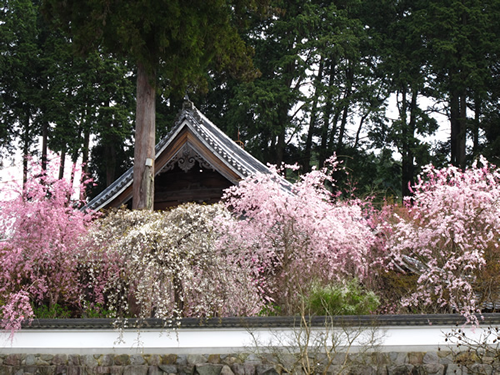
left=85, top=203, right=262, bottom=320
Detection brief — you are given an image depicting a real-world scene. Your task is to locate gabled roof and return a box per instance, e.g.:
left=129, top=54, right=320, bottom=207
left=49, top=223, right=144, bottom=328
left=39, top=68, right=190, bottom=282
left=86, top=99, right=291, bottom=211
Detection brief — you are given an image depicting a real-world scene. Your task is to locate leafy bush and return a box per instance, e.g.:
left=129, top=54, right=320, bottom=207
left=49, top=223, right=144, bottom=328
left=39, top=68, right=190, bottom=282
left=32, top=304, right=72, bottom=319
left=305, top=279, right=380, bottom=316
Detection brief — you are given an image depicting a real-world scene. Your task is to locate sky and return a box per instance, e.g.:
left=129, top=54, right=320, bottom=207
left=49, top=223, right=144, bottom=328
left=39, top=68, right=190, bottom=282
left=0, top=149, right=83, bottom=201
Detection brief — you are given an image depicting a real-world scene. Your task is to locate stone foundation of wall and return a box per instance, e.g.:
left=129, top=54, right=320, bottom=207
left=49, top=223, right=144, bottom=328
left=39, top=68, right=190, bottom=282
left=0, top=351, right=489, bottom=375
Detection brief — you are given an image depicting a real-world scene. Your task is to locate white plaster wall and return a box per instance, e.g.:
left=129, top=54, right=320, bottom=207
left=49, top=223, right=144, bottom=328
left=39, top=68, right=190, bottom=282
left=0, top=325, right=488, bottom=354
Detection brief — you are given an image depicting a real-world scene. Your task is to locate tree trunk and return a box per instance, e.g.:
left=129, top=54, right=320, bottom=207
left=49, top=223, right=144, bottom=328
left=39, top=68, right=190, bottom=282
left=274, top=55, right=295, bottom=166
left=41, top=121, right=48, bottom=172
left=59, top=147, right=66, bottom=180
left=473, top=95, right=481, bottom=155
left=459, top=94, right=467, bottom=167
left=336, top=64, right=354, bottom=153
left=353, top=111, right=370, bottom=150
left=81, top=105, right=90, bottom=176
left=400, top=88, right=409, bottom=198
left=133, top=62, right=156, bottom=210
left=337, top=103, right=349, bottom=153
left=105, top=140, right=117, bottom=187
left=318, top=62, right=336, bottom=167
left=326, top=109, right=341, bottom=160
left=22, top=113, right=30, bottom=189
left=276, top=131, right=285, bottom=165
left=450, top=89, right=466, bottom=168
left=303, top=57, right=324, bottom=173
left=401, top=87, right=417, bottom=198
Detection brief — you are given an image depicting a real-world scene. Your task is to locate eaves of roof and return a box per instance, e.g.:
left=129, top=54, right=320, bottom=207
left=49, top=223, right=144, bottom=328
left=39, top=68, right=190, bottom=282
left=24, top=314, right=500, bottom=330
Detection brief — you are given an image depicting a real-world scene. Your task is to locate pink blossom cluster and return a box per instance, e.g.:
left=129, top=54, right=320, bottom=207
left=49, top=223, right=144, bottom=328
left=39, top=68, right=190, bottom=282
left=388, top=157, right=500, bottom=323
left=219, top=157, right=380, bottom=314
left=0, top=158, right=95, bottom=335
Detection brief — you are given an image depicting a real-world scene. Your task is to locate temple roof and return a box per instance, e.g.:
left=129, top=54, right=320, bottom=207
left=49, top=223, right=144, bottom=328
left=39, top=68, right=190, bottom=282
left=86, top=99, right=291, bottom=211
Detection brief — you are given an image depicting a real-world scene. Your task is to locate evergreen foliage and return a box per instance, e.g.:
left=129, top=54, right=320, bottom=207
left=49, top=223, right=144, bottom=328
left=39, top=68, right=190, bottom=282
left=41, top=0, right=265, bottom=209
left=2, top=0, right=500, bottom=197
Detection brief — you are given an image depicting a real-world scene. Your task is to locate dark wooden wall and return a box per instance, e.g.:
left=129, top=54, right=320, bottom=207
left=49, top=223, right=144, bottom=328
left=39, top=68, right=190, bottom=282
left=153, top=164, right=233, bottom=210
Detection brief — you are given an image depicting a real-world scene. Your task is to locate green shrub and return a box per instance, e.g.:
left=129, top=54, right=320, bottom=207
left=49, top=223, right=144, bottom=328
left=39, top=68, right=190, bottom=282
left=305, top=279, right=380, bottom=316
left=82, top=303, right=114, bottom=318
left=33, top=304, right=72, bottom=319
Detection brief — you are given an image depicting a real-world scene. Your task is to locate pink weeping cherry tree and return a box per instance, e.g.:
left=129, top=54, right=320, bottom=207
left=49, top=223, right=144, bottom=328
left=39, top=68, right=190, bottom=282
left=0, top=157, right=95, bottom=334
left=387, top=156, right=500, bottom=324
left=218, top=157, right=383, bottom=315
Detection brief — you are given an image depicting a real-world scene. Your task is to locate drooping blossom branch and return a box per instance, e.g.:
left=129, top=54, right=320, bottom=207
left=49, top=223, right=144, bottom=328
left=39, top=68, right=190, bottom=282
left=219, top=156, right=381, bottom=314
left=388, top=156, right=500, bottom=324
left=0, top=156, right=96, bottom=334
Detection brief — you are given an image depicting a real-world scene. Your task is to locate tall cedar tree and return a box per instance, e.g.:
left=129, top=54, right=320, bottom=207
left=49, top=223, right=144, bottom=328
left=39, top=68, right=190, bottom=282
left=0, top=0, right=43, bottom=182
left=363, top=0, right=438, bottom=197
left=42, top=0, right=263, bottom=209
left=420, top=0, right=499, bottom=168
